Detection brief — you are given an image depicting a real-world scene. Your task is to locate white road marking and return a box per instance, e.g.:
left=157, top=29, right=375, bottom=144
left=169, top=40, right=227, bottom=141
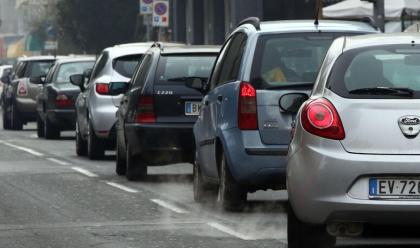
left=71, top=167, right=99, bottom=178
left=150, top=199, right=189, bottom=214
left=47, top=158, right=70, bottom=166
left=207, top=222, right=255, bottom=241
left=0, top=141, right=44, bottom=157
left=106, top=182, right=138, bottom=193
left=29, top=134, right=38, bottom=138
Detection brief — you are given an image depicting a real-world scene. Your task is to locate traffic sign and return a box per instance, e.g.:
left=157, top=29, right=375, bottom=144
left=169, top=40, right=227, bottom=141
left=140, top=0, right=153, bottom=15
left=152, top=0, right=169, bottom=27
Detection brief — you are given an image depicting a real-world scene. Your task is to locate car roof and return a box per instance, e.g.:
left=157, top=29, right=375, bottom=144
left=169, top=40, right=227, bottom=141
left=159, top=45, right=221, bottom=55
left=104, top=42, right=179, bottom=58
left=343, top=32, right=420, bottom=51
left=54, top=56, right=96, bottom=65
left=252, top=20, right=378, bottom=34
left=17, top=55, right=66, bottom=62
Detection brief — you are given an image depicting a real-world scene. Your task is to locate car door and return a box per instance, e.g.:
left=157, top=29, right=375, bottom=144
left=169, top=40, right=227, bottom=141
left=37, top=64, right=57, bottom=121
left=198, top=32, right=247, bottom=178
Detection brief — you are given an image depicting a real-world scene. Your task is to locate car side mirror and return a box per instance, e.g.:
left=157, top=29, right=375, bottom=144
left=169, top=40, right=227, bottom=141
left=279, top=93, right=309, bottom=113
left=70, top=74, right=85, bottom=91
left=0, top=75, right=11, bottom=85
left=108, top=82, right=130, bottom=96
left=29, top=76, right=45, bottom=85
left=185, top=77, right=208, bottom=93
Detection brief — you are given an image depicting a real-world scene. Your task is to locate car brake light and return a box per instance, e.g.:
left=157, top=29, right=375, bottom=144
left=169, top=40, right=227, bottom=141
left=301, top=98, right=345, bottom=140
left=135, top=96, right=156, bottom=123
left=238, top=82, right=258, bottom=130
left=96, top=83, right=109, bottom=95
left=17, top=81, right=28, bottom=96
left=56, top=94, right=74, bottom=107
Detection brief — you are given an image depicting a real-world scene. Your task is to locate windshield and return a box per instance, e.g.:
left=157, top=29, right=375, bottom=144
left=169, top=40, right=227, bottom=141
left=328, top=45, right=420, bottom=99
left=112, top=54, right=143, bottom=78
left=156, top=55, right=216, bottom=84
left=55, top=61, right=95, bottom=84
left=251, top=33, right=361, bottom=89
left=27, top=60, right=54, bottom=77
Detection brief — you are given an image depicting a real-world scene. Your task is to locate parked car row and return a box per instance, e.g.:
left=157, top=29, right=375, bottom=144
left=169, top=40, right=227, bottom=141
left=5, top=17, right=420, bottom=247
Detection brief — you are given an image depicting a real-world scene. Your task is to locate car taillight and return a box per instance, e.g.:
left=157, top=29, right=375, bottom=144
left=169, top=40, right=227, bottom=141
left=17, top=81, right=28, bottom=96
left=301, top=98, right=345, bottom=140
left=135, top=96, right=156, bottom=123
left=238, top=82, right=258, bottom=130
left=56, top=94, right=74, bottom=108
left=96, top=83, right=109, bottom=95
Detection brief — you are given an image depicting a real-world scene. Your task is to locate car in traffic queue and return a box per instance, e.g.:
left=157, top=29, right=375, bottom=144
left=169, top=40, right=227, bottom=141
left=32, top=57, right=96, bottom=139
left=192, top=18, right=379, bottom=211
left=70, top=43, right=153, bottom=160
left=286, top=33, right=420, bottom=247
left=113, top=43, right=219, bottom=181
left=2, top=56, right=59, bottom=130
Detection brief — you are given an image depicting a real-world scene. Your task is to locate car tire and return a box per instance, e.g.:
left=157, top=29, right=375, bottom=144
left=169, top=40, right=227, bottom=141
left=37, top=115, right=45, bottom=138
left=75, top=122, right=87, bottom=156
left=125, top=144, right=147, bottom=181
left=115, top=136, right=126, bottom=176
left=10, top=103, right=23, bottom=130
left=193, top=152, right=217, bottom=203
left=217, top=151, right=247, bottom=212
left=44, top=117, right=60, bottom=139
left=3, top=108, right=11, bottom=130
left=87, top=121, right=104, bottom=160
left=287, top=203, right=336, bottom=248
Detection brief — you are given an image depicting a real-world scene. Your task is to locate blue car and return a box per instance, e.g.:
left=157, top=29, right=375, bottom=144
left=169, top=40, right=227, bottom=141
left=193, top=18, right=378, bottom=211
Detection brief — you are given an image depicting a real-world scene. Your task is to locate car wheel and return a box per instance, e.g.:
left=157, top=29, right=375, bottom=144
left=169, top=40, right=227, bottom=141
left=37, top=115, right=45, bottom=138
left=2, top=107, right=11, bottom=130
left=125, top=144, right=147, bottom=181
left=193, top=152, right=217, bottom=203
left=75, top=122, right=87, bottom=156
left=87, top=121, right=104, bottom=160
left=44, top=117, right=60, bottom=139
left=10, top=103, right=23, bottom=130
left=217, top=151, right=247, bottom=212
left=287, top=203, right=336, bottom=248
left=115, top=135, right=126, bottom=176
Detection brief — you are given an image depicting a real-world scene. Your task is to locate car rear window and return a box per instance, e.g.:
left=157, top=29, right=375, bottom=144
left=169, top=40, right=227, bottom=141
left=328, top=45, right=420, bottom=99
left=112, top=54, right=143, bottom=78
left=155, top=54, right=216, bottom=84
left=251, top=32, right=364, bottom=89
left=55, top=61, right=95, bottom=84
left=27, top=60, right=54, bottom=77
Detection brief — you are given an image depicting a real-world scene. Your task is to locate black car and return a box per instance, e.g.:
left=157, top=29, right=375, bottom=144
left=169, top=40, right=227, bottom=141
left=2, top=56, right=58, bottom=130
left=33, top=57, right=95, bottom=139
left=112, top=43, right=219, bottom=180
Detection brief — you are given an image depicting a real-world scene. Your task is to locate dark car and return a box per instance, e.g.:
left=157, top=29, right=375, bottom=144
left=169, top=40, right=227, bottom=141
left=113, top=43, right=219, bottom=180
left=33, top=57, right=95, bottom=139
left=2, top=56, right=59, bottom=130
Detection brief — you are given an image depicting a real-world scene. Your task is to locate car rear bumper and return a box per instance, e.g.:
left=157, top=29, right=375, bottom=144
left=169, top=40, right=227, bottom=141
left=46, top=109, right=76, bottom=130
left=125, top=122, right=195, bottom=165
left=287, top=134, right=420, bottom=226
left=220, top=128, right=288, bottom=190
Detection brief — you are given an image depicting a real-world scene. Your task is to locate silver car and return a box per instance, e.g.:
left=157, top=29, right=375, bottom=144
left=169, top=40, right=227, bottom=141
left=73, top=43, right=152, bottom=160
left=286, top=33, right=420, bottom=247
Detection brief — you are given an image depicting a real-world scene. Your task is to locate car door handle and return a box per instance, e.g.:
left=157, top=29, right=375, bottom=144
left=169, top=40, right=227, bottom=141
left=217, top=95, right=223, bottom=102
left=204, top=100, right=209, bottom=106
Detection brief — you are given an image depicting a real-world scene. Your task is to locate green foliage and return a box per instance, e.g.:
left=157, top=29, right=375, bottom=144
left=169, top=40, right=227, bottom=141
left=56, top=0, right=139, bottom=54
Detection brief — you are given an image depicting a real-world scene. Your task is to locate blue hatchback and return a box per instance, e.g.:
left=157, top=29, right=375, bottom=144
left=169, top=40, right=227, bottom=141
left=193, top=18, right=378, bottom=211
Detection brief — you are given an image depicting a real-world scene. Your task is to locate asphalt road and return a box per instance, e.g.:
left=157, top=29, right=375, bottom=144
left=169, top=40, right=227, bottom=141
left=0, top=121, right=419, bottom=248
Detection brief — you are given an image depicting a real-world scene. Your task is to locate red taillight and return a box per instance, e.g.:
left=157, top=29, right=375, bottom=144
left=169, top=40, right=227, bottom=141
left=238, top=82, right=258, bottom=130
left=96, top=83, right=109, bottom=95
left=135, top=96, right=156, bottom=123
left=56, top=94, right=74, bottom=108
left=17, top=81, right=28, bottom=96
left=301, top=98, right=345, bottom=140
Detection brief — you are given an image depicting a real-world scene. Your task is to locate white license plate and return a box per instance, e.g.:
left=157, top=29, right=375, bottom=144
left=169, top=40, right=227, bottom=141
left=369, top=178, right=420, bottom=198
left=185, top=101, right=201, bottom=116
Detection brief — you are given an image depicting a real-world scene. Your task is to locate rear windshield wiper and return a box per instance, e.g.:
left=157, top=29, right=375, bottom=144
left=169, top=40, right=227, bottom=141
left=348, top=87, right=414, bottom=96
left=166, top=76, right=208, bottom=82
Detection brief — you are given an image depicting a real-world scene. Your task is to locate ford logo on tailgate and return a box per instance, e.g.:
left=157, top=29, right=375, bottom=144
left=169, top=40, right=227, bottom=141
left=398, top=116, right=420, bottom=138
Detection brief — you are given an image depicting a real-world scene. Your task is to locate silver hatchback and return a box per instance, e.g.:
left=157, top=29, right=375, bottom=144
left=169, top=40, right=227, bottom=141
left=287, top=33, right=420, bottom=247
